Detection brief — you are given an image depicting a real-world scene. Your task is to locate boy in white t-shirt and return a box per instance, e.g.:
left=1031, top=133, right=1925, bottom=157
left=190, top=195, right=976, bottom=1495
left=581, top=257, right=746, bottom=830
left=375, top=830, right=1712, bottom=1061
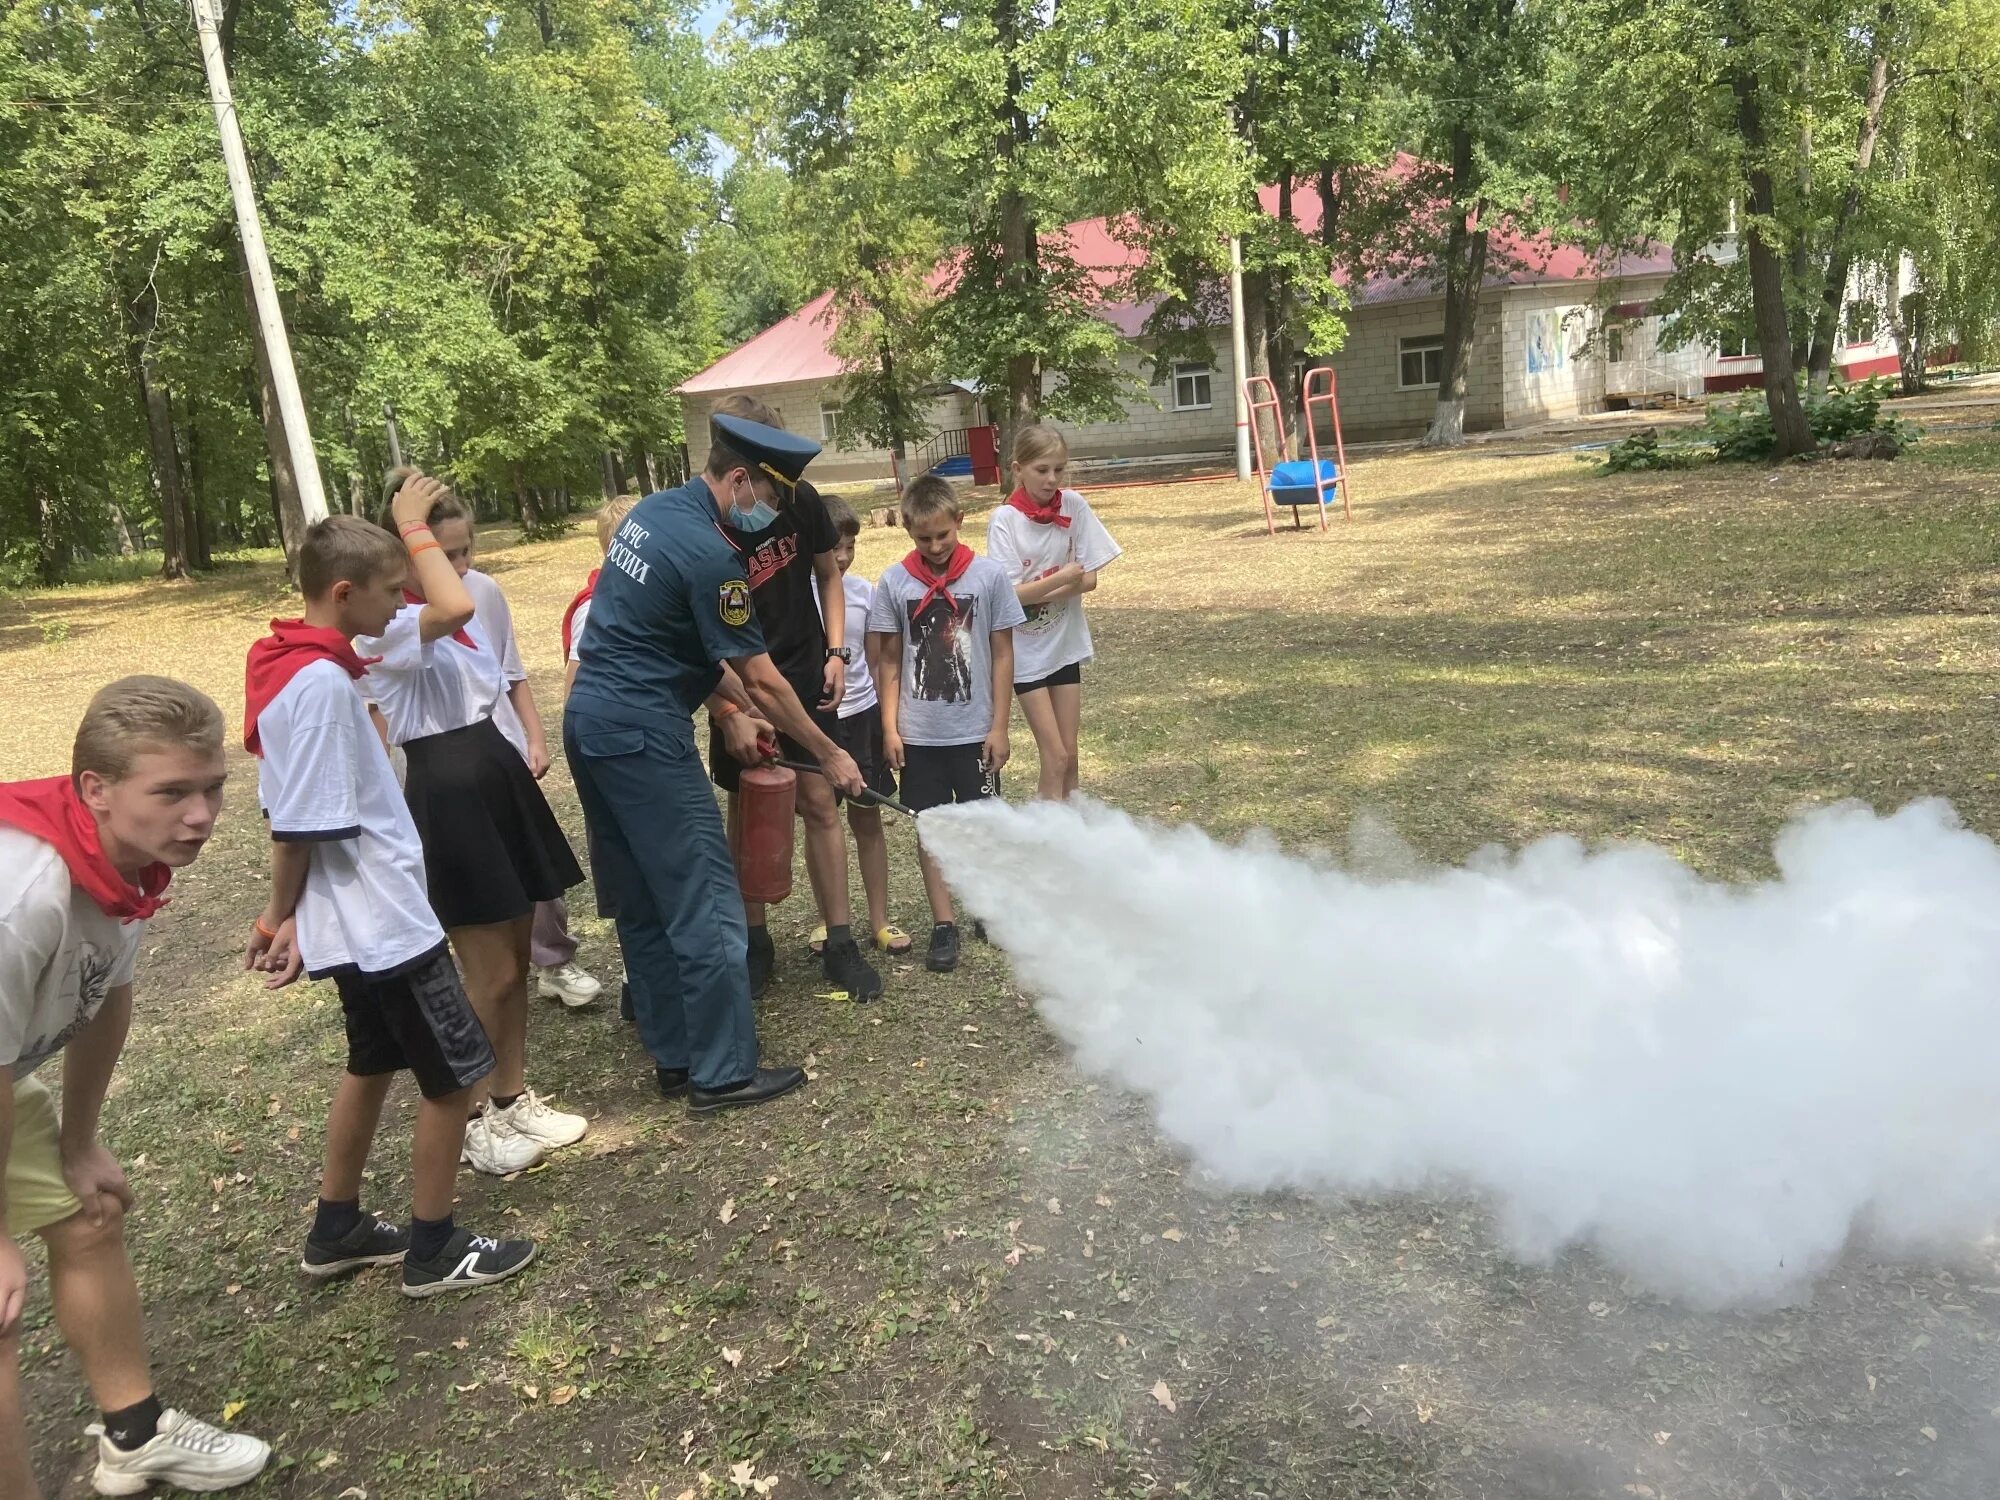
left=0, top=677, right=270, bottom=1496
left=987, top=424, right=1121, bottom=801
left=243, top=501, right=536, bottom=1299
left=809, top=495, right=913, bottom=959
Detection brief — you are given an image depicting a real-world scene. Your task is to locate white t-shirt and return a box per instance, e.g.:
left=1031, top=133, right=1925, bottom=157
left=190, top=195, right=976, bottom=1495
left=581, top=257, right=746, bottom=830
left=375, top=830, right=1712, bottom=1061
left=255, top=660, right=443, bottom=977
left=355, top=601, right=506, bottom=747
left=813, top=572, right=878, bottom=719
left=0, top=828, right=143, bottom=1078
left=464, top=570, right=530, bottom=760
left=985, top=490, right=1122, bottom=682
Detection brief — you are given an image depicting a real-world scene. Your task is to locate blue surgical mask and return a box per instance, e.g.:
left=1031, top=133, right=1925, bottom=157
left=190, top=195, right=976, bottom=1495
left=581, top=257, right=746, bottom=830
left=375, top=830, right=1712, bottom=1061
left=729, top=499, right=779, bottom=531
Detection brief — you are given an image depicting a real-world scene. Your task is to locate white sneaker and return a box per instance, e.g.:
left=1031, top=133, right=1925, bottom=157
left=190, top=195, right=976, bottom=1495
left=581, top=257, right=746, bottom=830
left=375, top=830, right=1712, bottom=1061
left=89, top=1408, right=271, bottom=1495
left=499, top=1087, right=589, bottom=1149
left=536, top=961, right=603, bottom=1008
left=461, top=1101, right=546, bottom=1175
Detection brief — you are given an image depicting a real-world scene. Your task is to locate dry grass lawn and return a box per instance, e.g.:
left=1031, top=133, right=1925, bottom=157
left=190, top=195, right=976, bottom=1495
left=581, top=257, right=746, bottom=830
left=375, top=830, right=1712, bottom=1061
left=5, top=415, right=2000, bottom=1498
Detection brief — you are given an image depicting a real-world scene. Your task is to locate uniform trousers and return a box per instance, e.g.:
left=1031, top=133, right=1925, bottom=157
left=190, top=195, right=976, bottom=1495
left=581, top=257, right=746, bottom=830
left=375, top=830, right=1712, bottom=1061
left=562, top=694, right=757, bottom=1090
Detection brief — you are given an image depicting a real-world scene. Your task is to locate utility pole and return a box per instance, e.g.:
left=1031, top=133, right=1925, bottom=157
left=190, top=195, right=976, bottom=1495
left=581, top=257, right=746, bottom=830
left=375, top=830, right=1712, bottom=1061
left=1228, top=236, right=1252, bottom=482
left=383, top=402, right=404, bottom=468
left=191, top=0, right=327, bottom=523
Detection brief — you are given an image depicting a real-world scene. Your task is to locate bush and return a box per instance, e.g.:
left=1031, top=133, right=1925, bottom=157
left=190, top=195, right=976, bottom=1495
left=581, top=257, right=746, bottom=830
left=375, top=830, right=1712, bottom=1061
left=1697, top=376, right=1917, bottom=462
left=1600, top=428, right=1695, bottom=473
left=1701, top=395, right=1777, bottom=461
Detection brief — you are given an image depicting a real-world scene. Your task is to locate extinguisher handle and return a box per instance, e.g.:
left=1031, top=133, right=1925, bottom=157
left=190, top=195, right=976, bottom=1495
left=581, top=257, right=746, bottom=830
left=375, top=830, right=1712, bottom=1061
left=774, top=758, right=918, bottom=819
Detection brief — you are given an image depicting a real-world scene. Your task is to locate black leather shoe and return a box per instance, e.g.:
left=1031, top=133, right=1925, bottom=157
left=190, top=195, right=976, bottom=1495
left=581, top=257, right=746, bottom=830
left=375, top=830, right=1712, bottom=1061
left=747, top=927, right=776, bottom=997
left=822, top=936, right=883, bottom=1001
left=927, top=922, right=961, bottom=973
left=688, top=1066, right=807, bottom=1116
left=656, top=1067, right=691, bottom=1099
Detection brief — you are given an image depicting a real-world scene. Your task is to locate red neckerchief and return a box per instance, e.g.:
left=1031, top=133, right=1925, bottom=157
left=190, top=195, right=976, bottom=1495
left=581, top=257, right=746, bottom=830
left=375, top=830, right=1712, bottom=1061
left=1006, top=487, right=1071, bottom=529
left=904, top=544, right=976, bottom=617
left=561, top=569, right=600, bottom=659
left=244, top=620, right=380, bottom=756
left=402, top=590, right=478, bottom=650
left=245, top=624, right=378, bottom=764
left=0, top=777, right=171, bottom=923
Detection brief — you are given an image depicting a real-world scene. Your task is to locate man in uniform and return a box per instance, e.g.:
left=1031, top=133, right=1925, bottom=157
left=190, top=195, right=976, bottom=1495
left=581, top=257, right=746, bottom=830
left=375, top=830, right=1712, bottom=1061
left=564, top=414, right=865, bottom=1115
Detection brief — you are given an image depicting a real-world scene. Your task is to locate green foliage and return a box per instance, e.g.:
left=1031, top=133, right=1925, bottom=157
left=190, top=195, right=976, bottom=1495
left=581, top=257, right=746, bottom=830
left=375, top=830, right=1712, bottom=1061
left=0, top=0, right=726, bottom=582
left=1599, top=429, right=1696, bottom=473
left=1699, top=377, right=1919, bottom=461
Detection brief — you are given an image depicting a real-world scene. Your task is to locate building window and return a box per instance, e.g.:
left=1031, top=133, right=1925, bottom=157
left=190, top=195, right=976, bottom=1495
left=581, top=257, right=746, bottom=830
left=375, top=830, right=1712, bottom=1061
left=1843, top=300, right=1878, bottom=345
left=819, top=403, right=843, bottom=446
left=1398, top=335, right=1445, bottom=390
left=1606, top=327, right=1625, bottom=363
left=1172, top=362, right=1213, bottom=411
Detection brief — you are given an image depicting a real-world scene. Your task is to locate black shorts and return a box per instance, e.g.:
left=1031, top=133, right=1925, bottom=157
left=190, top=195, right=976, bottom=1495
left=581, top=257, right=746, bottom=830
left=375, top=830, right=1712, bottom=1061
left=901, top=742, right=999, bottom=813
left=709, top=679, right=835, bottom=794
left=831, top=704, right=896, bottom=800
left=332, top=944, right=496, bottom=1100
left=1016, top=661, right=1083, bottom=695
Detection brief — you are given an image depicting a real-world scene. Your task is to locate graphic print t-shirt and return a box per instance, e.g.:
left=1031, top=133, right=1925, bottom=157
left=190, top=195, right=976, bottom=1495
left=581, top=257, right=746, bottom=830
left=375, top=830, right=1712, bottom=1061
left=866, top=555, right=1026, bottom=746
left=0, top=828, right=144, bottom=1079
left=720, top=479, right=839, bottom=696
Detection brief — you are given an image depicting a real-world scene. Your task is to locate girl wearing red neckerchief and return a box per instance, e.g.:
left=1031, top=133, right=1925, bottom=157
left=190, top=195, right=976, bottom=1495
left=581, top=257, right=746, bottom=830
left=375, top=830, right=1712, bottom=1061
left=986, top=425, right=1123, bottom=801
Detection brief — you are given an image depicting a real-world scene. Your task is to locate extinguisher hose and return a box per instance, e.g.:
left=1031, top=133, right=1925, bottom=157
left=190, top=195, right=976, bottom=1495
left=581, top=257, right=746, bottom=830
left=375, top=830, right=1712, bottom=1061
left=773, top=758, right=919, bottom=819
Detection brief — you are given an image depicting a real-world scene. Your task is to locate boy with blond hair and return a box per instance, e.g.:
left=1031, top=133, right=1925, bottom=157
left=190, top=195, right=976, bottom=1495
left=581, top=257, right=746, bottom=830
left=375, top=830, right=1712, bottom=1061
left=0, top=677, right=270, bottom=1495
left=866, top=476, right=1026, bottom=971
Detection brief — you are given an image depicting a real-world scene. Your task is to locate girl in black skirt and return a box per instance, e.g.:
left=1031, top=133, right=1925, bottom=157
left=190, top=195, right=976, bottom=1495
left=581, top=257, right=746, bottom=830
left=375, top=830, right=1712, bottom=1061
left=361, top=471, right=588, bottom=1176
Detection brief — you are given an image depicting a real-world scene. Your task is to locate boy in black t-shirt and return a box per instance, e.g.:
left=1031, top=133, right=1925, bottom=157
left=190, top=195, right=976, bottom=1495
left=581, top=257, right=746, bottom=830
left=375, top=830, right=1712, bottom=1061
left=705, top=395, right=882, bottom=1003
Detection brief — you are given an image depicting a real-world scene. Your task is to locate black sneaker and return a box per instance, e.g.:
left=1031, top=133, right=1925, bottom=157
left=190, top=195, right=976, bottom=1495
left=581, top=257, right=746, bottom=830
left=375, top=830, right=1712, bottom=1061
left=822, top=936, right=883, bottom=1001
left=747, top=926, right=776, bottom=997
left=688, top=1065, right=807, bottom=1116
left=400, top=1227, right=537, bottom=1299
left=971, top=919, right=989, bottom=944
left=927, top=922, right=961, bottom=973
left=301, top=1212, right=409, bottom=1278
left=657, top=1066, right=691, bottom=1099
left=618, top=980, right=636, bottom=1023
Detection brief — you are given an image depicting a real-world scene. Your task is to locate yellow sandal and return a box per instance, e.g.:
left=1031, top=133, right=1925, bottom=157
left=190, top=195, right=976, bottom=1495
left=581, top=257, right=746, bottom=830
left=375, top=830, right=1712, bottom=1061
left=809, top=925, right=828, bottom=956
left=874, top=924, right=914, bottom=956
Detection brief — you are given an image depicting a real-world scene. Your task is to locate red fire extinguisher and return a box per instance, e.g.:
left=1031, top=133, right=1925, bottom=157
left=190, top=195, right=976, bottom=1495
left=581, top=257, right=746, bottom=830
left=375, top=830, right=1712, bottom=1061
left=733, top=754, right=797, bottom=905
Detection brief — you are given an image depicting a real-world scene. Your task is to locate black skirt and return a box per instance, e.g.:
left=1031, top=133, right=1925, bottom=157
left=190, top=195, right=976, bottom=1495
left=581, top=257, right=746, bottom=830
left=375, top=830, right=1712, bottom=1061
left=402, top=717, right=583, bottom=930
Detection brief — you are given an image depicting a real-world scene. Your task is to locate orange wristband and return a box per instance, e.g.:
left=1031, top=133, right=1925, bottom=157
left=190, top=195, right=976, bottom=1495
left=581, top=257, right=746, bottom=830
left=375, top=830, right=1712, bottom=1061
left=398, top=520, right=432, bottom=538
left=254, top=916, right=278, bottom=940
left=712, top=699, right=740, bottom=718
left=408, top=538, right=441, bottom=557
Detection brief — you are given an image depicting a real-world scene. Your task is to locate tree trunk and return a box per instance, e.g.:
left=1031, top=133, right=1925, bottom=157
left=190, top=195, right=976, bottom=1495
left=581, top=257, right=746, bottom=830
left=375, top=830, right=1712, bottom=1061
left=1894, top=282, right=1927, bottom=394
left=1805, top=0, right=1895, bottom=395
left=601, top=450, right=622, bottom=499
left=1730, top=52, right=1815, bottom=458
left=994, top=0, right=1039, bottom=466
left=32, top=481, right=69, bottom=586
left=109, top=504, right=137, bottom=557
left=117, top=262, right=192, bottom=578
left=183, top=421, right=213, bottom=569
left=1242, top=269, right=1284, bottom=463
left=1422, top=128, right=1491, bottom=449
left=236, top=255, right=308, bottom=574
left=515, top=469, right=544, bottom=532
left=1789, top=111, right=1814, bottom=373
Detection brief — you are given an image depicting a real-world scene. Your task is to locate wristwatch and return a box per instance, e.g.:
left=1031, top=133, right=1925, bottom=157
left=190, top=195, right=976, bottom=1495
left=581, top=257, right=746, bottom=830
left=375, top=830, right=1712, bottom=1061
left=826, top=646, right=853, bottom=663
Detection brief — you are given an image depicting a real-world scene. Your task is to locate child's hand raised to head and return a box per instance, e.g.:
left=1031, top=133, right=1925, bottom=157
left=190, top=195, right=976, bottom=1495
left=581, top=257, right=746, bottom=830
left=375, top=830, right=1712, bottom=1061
left=390, top=472, right=450, bottom=531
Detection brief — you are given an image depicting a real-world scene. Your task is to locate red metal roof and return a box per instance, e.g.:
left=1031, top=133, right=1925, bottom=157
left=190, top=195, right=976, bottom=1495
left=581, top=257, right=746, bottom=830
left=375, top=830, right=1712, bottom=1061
left=675, top=177, right=1674, bottom=396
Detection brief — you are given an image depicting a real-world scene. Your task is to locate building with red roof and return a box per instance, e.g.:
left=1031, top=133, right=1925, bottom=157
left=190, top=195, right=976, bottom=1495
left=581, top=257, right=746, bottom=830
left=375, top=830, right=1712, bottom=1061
left=677, top=180, right=1902, bottom=482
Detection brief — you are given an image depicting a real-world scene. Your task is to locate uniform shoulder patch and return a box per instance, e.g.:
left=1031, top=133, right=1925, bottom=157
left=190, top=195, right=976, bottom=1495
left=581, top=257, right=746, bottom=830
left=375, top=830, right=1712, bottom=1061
left=719, top=578, right=752, bottom=627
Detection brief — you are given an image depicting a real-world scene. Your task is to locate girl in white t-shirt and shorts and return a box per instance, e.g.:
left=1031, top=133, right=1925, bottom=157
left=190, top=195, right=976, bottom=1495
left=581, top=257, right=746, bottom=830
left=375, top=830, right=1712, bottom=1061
left=986, top=425, right=1123, bottom=801
left=358, top=474, right=588, bottom=1178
